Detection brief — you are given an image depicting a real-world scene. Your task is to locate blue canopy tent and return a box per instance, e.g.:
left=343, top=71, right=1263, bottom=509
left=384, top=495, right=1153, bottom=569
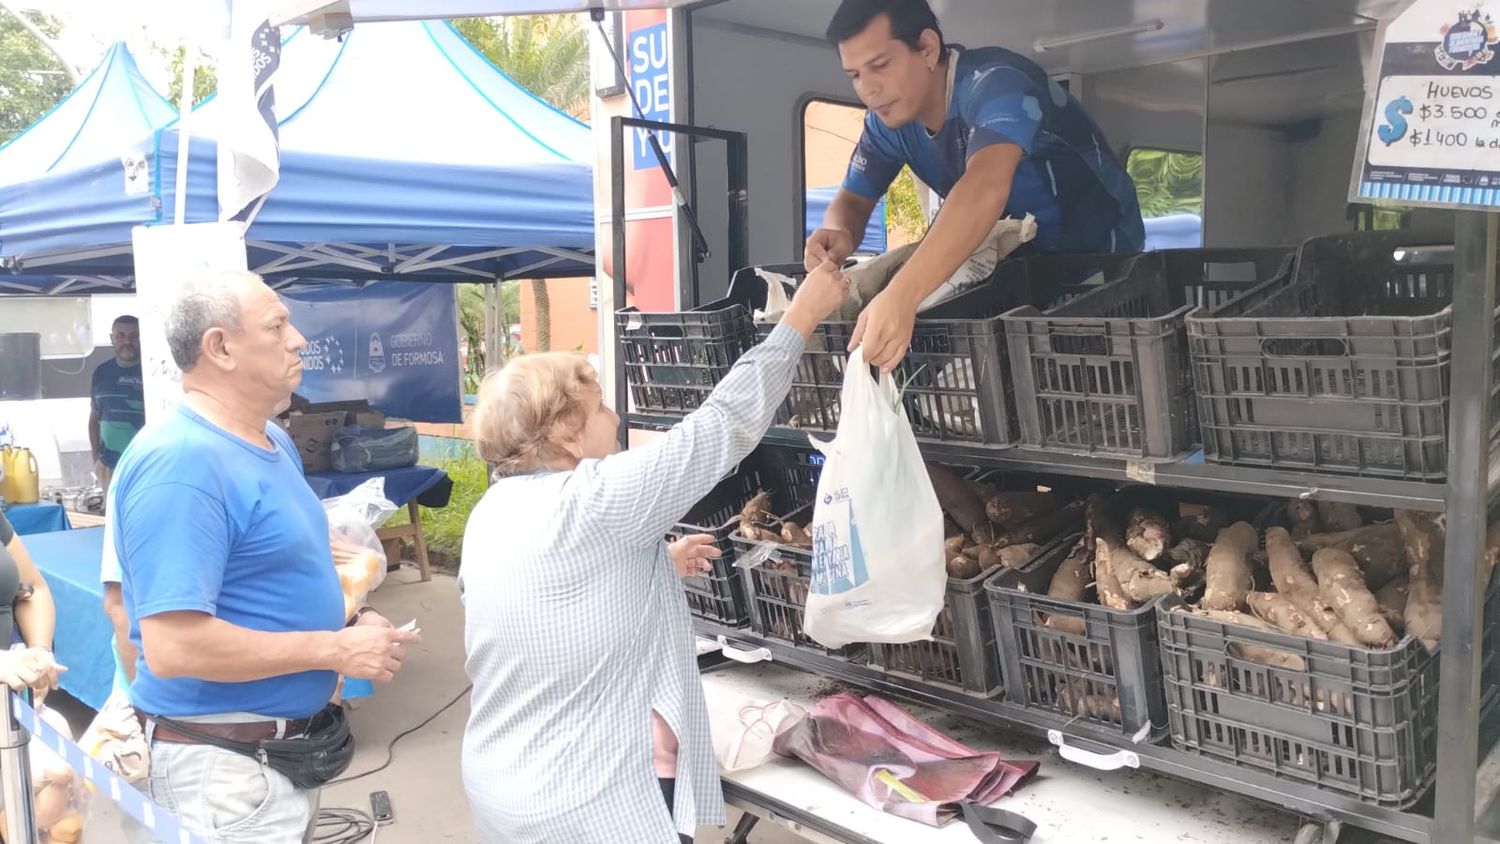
left=0, top=20, right=595, bottom=294
left=805, top=186, right=886, bottom=255
left=0, top=43, right=176, bottom=182
left=0, top=43, right=177, bottom=296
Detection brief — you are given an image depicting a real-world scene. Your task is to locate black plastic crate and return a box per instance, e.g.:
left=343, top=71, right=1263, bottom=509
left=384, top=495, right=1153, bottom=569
left=670, top=448, right=819, bottom=627
left=669, top=467, right=761, bottom=627
left=736, top=255, right=1133, bottom=445
left=987, top=536, right=1166, bottom=738
left=1187, top=233, right=1465, bottom=480
left=719, top=449, right=865, bottom=658
left=865, top=470, right=1082, bottom=697
left=867, top=553, right=1025, bottom=698
left=1157, top=594, right=1443, bottom=808
left=735, top=501, right=873, bottom=661
left=1003, top=248, right=1295, bottom=460
left=616, top=302, right=756, bottom=417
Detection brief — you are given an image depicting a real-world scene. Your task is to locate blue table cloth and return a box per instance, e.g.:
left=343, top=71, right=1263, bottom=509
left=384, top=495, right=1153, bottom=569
left=21, top=527, right=112, bottom=709
left=4, top=502, right=70, bottom=536
left=26, top=526, right=372, bottom=710
left=304, top=465, right=452, bottom=508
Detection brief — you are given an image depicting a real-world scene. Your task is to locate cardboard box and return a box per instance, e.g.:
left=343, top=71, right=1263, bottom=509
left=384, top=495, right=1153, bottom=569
left=304, top=399, right=370, bottom=417
left=352, top=410, right=387, bottom=429
left=283, top=411, right=347, bottom=472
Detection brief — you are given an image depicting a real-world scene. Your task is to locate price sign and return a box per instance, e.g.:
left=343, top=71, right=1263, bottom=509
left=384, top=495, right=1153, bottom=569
left=1354, top=2, right=1500, bottom=208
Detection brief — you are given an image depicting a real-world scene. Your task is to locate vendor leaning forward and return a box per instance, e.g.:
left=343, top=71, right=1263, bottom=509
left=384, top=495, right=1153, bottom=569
left=808, top=0, right=1145, bottom=370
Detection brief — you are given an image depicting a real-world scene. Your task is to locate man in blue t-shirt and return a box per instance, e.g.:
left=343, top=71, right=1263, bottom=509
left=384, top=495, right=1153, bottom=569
left=89, top=315, right=145, bottom=491
left=112, top=270, right=420, bottom=842
left=807, top=0, right=1145, bottom=371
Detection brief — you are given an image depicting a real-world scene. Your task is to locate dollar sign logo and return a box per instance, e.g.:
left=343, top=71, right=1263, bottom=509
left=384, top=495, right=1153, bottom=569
left=1378, top=96, right=1413, bottom=145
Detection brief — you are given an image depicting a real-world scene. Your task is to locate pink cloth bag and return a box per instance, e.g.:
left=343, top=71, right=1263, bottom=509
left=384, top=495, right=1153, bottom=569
left=772, top=692, right=1038, bottom=828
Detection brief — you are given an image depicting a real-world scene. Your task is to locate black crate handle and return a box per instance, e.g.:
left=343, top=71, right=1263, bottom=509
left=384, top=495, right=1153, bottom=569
left=1047, top=330, right=1110, bottom=358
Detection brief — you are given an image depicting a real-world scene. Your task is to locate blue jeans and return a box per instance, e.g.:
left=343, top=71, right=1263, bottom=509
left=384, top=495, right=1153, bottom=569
left=143, top=721, right=321, bottom=843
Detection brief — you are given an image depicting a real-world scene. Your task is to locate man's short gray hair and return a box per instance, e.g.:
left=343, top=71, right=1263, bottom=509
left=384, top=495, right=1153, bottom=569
left=165, top=271, right=258, bottom=370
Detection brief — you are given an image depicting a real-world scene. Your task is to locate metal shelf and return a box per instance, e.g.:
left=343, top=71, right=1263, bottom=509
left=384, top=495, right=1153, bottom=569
left=630, top=412, right=1449, bottom=511
left=611, top=117, right=1500, bottom=844
left=695, top=619, right=1437, bottom=843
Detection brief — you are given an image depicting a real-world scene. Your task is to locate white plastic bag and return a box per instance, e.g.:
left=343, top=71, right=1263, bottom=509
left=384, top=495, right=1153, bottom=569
left=917, top=213, right=1037, bottom=311
left=753, top=267, right=796, bottom=323
left=709, top=698, right=808, bottom=773
left=21, top=705, right=91, bottom=837
left=802, top=348, right=947, bottom=648
left=322, top=478, right=400, bottom=618
left=840, top=213, right=1036, bottom=319
left=81, top=688, right=149, bottom=783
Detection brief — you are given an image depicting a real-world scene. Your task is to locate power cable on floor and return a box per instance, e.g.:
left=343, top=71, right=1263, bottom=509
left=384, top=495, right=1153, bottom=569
left=312, top=807, right=376, bottom=844
left=328, top=683, right=473, bottom=787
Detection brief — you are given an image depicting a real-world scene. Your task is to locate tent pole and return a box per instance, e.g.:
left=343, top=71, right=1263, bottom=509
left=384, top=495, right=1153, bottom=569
left=174, top=39, right=195, bottom=226
left=484, top=280, right=501, bottom=368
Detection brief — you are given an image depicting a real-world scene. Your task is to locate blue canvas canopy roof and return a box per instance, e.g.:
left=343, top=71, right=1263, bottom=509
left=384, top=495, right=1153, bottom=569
left=0, top=42, right=176, bottom=184
left=0, top=20, right=595, bottom=294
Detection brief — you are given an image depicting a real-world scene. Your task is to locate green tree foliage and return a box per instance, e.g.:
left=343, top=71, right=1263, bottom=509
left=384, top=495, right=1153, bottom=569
left=0, top=10, right=72, bottom=145
left=1126, top=148, right=1204, bottom=219
left=458, top=281, right=522, bottom=394
left=164, top=45, right=217, bottom=106
left=885, top=166, right=929, bottom=241
left=458, top=284, right=487, bottom=395
left=451, top=15, right=589, bottom=118
left=451, top=15, right=591, bottom=360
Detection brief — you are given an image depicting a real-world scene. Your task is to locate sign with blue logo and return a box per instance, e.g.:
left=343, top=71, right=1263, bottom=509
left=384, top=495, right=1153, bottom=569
left=810, top=487, right=870, bottom=595
left=283, top=282, right=462, bottom=423
left=1355, top=2, right=1500, bottom=209
left=628, top=22, right=673, bottom=170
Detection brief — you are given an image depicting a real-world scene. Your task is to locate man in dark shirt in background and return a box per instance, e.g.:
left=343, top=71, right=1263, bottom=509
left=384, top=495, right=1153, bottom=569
left=89, top=315, right=145, bottom=492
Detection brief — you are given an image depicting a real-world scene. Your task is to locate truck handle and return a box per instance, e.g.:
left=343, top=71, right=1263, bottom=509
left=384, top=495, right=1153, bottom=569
left=717, top=636, right=772, bottom=664
left=1047, top=729, right=1140, bottom=771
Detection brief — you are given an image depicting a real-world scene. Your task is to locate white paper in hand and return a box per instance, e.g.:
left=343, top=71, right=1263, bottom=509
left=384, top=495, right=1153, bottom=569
left=802, top=348, right=947, bottom=649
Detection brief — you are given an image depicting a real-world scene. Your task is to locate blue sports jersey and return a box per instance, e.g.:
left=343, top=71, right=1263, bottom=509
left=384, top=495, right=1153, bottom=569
left=843, top=45, right=1145, bottom=254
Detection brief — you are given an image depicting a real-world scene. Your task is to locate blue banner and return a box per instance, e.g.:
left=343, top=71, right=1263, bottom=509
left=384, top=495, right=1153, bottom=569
left=629, top=22, right=672, bottom=170
left=283, top=282, right=462, bottom=424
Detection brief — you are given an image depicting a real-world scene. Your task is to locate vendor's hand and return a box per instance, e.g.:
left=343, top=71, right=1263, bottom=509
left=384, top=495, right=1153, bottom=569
left=0, top=648, right=65, bottom=702
left=668, top=534, right=721, bottom=577
left=848, top=287, right=918, bottom=373
left=782, top=261, right=851, bottom=338
left=805, top=228, right=855, bottom=271
left=331, top=625, right=421, bottom=683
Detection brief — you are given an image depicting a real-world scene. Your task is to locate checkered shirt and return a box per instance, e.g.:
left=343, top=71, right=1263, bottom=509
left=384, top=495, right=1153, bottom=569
left=457, top=323, right=806, bottom=843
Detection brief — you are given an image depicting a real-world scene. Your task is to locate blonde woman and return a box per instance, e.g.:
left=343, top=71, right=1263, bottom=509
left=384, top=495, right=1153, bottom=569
left=459, top=263, right=849, bottom=844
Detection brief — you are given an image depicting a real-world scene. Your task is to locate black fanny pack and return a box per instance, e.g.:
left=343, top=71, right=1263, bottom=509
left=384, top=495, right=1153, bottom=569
left=152, top=704, right=355, bottom=790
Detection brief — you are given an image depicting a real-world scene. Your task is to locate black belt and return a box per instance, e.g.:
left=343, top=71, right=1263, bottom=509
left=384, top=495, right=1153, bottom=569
left=134, top=709, right=311, bottom=744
